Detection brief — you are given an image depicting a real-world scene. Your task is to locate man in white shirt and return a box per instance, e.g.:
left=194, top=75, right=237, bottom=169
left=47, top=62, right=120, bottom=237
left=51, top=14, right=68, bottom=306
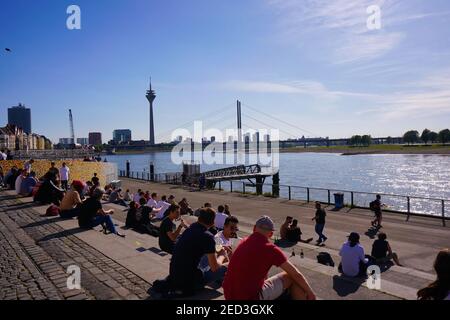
left=155, top=195, right=171, bottom=219
left=146, top=192, right=158, bottom=208
left=214, top=205, right=229, bottom=230
left=133, top=189, right=142, bottom=203
left=0, top=149, right=7, bottom=160
left=339, top=232, right=369, bottom=277
left=59, top=162, right=70, bottom=190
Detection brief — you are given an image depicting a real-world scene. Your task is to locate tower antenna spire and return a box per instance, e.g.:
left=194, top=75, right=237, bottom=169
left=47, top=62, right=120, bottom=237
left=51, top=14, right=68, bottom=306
left=149, top=76, right=152, bottom=91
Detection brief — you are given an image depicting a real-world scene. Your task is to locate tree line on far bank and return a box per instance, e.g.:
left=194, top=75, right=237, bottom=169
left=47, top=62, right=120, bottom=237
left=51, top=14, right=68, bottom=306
left=403, top=129, right=450, bottom=145
left=348, top=129, right=450, bottom=146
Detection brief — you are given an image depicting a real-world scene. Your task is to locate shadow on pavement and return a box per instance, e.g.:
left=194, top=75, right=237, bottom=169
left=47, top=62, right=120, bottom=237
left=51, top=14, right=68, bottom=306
left=332, top=275, right=365, bottom=297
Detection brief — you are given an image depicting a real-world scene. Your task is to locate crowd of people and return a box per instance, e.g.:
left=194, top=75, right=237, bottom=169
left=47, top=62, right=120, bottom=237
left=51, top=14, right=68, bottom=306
left=1, top=161, right=449, bottom=300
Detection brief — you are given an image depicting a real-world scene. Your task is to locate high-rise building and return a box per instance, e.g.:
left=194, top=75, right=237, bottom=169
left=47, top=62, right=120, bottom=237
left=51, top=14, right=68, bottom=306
left=8, top=103, right=31, bottom=134
left=145, top=78, right=156, bottom=145
left=113, top=129, right=132, bottom=144
left=59, top=138, right=72, bottom=145
left=77, top=138, right=89, bottom=145
left=88, top=132, right=102, bottom=146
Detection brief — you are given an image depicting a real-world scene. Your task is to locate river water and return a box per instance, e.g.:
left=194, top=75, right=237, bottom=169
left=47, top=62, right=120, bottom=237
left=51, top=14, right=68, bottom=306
left=105, top=152, right=450, bottom=217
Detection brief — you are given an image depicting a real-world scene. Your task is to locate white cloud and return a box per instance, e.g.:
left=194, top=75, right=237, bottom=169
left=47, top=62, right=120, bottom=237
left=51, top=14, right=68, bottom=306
left=266, top=0, right=448, bottom=64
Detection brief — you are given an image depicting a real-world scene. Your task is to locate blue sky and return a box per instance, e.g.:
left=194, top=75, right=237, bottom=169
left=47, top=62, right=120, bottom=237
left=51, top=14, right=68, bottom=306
left=1, top=0, right=450, bottom=143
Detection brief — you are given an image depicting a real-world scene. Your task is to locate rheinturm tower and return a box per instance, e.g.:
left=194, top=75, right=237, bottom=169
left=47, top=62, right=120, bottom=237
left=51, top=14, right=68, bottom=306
left=146, top=78, right=156, bottom=145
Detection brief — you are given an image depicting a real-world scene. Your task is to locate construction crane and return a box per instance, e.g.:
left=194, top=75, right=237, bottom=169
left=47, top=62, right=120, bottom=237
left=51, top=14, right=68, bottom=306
left=69, top=109, right=76, bottom=149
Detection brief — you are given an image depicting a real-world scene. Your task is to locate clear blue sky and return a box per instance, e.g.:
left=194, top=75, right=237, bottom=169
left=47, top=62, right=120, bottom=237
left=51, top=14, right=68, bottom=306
left=1, top=0, right=450, bottom=143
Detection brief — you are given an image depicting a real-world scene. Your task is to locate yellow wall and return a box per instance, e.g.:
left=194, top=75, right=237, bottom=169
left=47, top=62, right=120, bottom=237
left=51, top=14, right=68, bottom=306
left=0, top=160, right=118, bottom=186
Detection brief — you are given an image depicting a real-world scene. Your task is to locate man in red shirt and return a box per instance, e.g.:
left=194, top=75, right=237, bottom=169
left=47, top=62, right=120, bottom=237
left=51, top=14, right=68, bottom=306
left=223, top=216, right=316, bottom=300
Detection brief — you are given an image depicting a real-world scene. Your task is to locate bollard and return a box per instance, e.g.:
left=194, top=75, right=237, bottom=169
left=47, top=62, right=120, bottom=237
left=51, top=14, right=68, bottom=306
left=288, top=186, right=291, bottom=200
left=126, top=161, right=130, bottom=178
left=442, top=200, right=446, bottom=227
left=406, top=197, right=411, bottom=222
left=307, top=188, right=310, bottom=203
left=351, top=192, right=354, bottom=208
left=150, top=162, right=155, bottom=182
left=328, top=190, right=331, bottom=205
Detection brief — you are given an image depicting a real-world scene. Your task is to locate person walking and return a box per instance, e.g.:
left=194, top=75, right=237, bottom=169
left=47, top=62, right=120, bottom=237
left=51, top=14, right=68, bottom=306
left=312, top=202, right=327, bottom=245
left=59, top=162, right=70, bottom=190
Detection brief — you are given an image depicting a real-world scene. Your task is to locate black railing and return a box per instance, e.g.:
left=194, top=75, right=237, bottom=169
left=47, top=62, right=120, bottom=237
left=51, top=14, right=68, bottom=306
left=119, top=170, right=449, bottom=226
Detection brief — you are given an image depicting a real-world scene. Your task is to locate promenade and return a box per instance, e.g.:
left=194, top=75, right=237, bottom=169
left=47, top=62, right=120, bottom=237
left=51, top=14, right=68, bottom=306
left=1, top=177, right=449, bottom=300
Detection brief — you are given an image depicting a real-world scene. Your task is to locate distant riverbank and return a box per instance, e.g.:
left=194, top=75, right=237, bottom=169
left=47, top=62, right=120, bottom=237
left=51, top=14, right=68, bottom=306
left=111, top=144, right=450, bottom=156
left=280, top=144, right=450, bottom=155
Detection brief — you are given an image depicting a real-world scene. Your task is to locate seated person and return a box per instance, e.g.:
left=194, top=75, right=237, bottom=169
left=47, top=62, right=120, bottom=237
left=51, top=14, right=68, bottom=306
left=339, top=232, right=369, bottom=277
left=108, top=188, right=127, bottom=206
left=123, top=189, right=132, bottom=202
left=77, top=188, right=125, bottom=237
left=179, top=198, right=193, bottom=215
left=168, top=195, right=176, bottom=204
left=417, top=249, right=450, bottom=300
left=199, top=216, right=240, bottom=278
left=223, top=215, right=316, bottom=300
left=59, top=180, right=84, bottom=219
left=371, top=233, right=403, bottom=266
left=155, top=195, right=171, bottom=219
left=34, top=172, right=64, bottom=205
left=168, top=208, right=228, bottom=296
left=286, top=219, right=313, bottom=243
left=214, top=205, right=228, bottom=231
left=20, top=171, right=38, bottom=196
left=133, top=189, right=142, bottom=203
left=125, top=201, right=138, bottom=228
left=15, top=169, right=25, bottom=195
left=280, top=216, right=293, bottom=241
left=159, top=204, right=187, bottom=254
left=194, top=202, right=212, bottom=217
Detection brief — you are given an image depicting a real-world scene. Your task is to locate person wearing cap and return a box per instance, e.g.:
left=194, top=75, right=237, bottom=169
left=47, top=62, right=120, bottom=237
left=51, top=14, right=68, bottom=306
left=223, top=215, right=316, bottom=300
left=59, top=180, right=85, bottom=219
left=339, top=232, right=369, bottom=277
left=169, top=207, right=228, bottom=296
left=78, top=188, right=125, bottom=237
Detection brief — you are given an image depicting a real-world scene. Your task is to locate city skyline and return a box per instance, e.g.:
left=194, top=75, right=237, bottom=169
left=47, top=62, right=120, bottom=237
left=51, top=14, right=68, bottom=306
left=1, top=0, right=450, bottom=143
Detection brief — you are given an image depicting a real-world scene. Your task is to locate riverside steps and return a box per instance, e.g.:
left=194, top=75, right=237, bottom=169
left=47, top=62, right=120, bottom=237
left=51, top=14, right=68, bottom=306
left=1, top=178, right=449, bottom=300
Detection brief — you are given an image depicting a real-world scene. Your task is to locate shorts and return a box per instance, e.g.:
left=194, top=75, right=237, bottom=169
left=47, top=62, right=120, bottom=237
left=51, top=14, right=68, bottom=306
left=259, top=274, right=285, bottom=300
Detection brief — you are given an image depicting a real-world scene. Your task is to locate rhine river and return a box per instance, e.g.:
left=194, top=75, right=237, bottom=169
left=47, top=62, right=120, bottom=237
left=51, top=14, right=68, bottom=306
left=106, top=152, right=450, bottom=217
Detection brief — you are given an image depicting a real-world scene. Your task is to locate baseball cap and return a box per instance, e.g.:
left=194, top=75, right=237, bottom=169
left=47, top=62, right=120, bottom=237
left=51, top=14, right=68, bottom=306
left=255, top=215, right=275, bottom=231
left=348, top=232, right=360, bottom=242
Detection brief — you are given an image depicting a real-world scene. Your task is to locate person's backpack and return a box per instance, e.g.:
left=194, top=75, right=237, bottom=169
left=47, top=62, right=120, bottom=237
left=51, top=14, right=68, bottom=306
left=45, top=204, right=60, bottom=217
left=369, top=200, right=377, bottom=211
left=317, top=252, right=335, bottom=267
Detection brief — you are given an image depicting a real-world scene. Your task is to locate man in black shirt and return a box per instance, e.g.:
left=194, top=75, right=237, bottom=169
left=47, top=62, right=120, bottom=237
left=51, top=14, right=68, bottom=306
left=371, top=194, right=383, bottom=228
left=312, top=202, right=327, bottom=244
left=159, top=203, right=186, bottom=254
left=371, top=233, right=402, bottom=266
left=169, top=208, right=228, bottom=296
left=78, top=188, right=125, bottom=237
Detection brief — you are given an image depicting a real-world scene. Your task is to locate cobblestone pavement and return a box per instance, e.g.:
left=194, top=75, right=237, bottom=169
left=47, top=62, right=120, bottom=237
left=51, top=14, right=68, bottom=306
left=0, top=193, right=151, bottom=300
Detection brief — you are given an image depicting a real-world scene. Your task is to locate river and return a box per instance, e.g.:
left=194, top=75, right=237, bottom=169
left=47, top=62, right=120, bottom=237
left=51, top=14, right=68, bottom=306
left=105, top=152, right=450, bottom=217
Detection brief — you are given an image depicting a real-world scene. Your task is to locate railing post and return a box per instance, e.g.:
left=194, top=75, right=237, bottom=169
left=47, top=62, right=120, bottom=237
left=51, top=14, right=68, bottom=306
left=351, top=192, right=354, bottom=208
left=406, top=197, right=411, bottom=222
left=307, top=188, right=310, bottom=203
left=288, top=186, right=291, bottom=200
left=230, top=181, right=233, bottom=193
left=243, top=182, right=246, bottom=194
left=126, top=160, right=130, bottom=178
left=442, top=200, right=446, bottom=227
left=219, top=180, right=221, bottom=190
left=328, top=190, right=331, bottom=205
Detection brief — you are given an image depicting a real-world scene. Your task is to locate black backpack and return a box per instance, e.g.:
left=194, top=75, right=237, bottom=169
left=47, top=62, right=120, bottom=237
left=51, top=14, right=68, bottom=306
left=317, top=252, right=335, bottom=267
left=369, top=200, right=377, bottom=211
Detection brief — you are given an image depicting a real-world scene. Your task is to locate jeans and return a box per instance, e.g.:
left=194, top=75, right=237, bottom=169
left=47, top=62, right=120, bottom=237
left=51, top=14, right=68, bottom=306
left=315, top=223, right=327, bottom=242
left=198, top=255, right=227, bottom=285
left=61, top=180, right=69, bottom=190
left=89, top=215, right=117, bottom=234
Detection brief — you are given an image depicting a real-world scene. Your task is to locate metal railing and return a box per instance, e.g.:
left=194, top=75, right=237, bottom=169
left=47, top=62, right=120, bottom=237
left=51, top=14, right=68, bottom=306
left=119, top=170, right=449, bottom=226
